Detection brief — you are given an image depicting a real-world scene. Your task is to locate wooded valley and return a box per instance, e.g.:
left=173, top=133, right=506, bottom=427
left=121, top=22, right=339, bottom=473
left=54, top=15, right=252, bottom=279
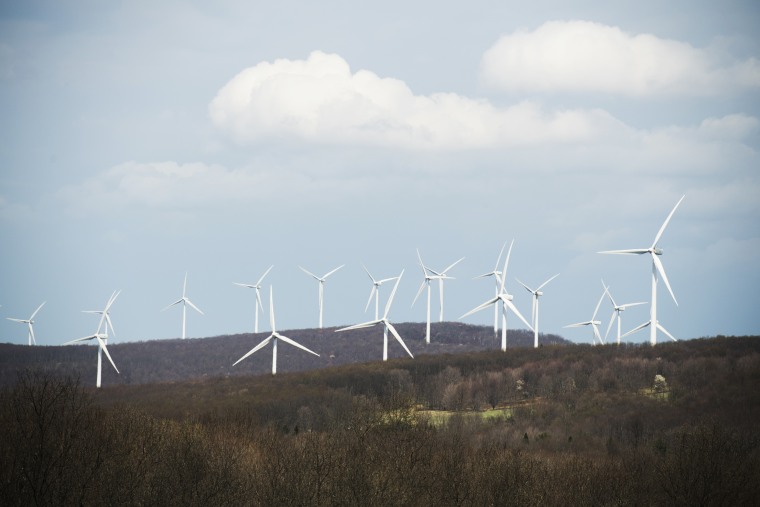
left=1, top=334, right=758, bottom=506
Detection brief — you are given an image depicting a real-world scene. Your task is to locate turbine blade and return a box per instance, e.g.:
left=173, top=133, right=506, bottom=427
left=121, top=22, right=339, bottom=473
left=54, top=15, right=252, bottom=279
left=183, top=272, right=188, bottom=297
left=386, top=322, right=414, bottom=359
left=603, top=283, right=617, bottom=308
left=592, top=286, right=607, bottom=321
left=233, top=335, right=273, bottom=366
left=460, top=297, right=499, bottom=320
left=277, top=333, right=320, bottom=357
left=269, top=286, right=276, bottom=332
left=564, top=322, right=590, bottom=328
left=620, top=320, right=650, bottom=339
left=652, top=195, right=685, bottom=248
left=493, top=241, right=507, bottom=271
left=656, top=322, right=678, bottom=342
left=97, top=337, right=120, bottom=374
left=516, top=278, right=534, bottom=294
left=335, top=320, right=381, bottom=332
left=505, top=300, right=533, bottom=331
left=6, top=318, right=24, bottom=323
left=598, top=249, right=648, bottom=255
left=299, top=266, right=320, bottom=280
left=441, top=257, right=464, bottom=275
left=604, top=310, right=617, bottom=342
left=536, top=273, right=560, bottom=292
left=364, top=286, right=376, bottom=313
left=234, top=282, right=256, bottom=288
left=383, top=270, right=404, bottom=318
left=255, top=288, right=265, bottom=313
left=162, top=299, right=183, bottom=312
left=362, top=264, right=377, bottom=284
left=30, top=301, right=46, bottom=320
left=592, top=323, right=602, bottom=344
left=322, top=264, right=344, bottom=279
left=63, top=334, right=97, bottom=345
left=412, top=280, right=427, bottom=307
left=652, top=254, right=678, bottom=305
left=620, top=302, right=647, bottom=309
left=500, top=240, right=514, bottom=293
left=256, top=265, right=274, bottom=285
left=185, top=298, right=204, bottom=315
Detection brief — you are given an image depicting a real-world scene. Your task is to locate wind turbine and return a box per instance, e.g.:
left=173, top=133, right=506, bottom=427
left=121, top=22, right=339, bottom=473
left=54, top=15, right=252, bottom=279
left=234, top=265, right=274, bottom=333
left=516, top=273, right=559, bottom=348
left=460, top=240, right=533, bottom=351
left=598, top=195, right=684, bottom=345
left=337, top=270, right=413, bottom=361
left=474, top=241, right=507, bottom=338
left=162, top=272, right=204, bottom=339
left=299, top=264, right=344, bottom=329
left=82, top=290, right=121, bottom=338
left=412, top=250, right=464, bottom=344
left=233, top=286, right=320, bottom=375
left=362, top=264, right=398, bottom=320
left=564, top=284, right=607, bottom=345
left=602, top=283, right=646, bottom=345
left=7, top=301, right=46, bottom=345
left=64, top=292, right=120, bottom=388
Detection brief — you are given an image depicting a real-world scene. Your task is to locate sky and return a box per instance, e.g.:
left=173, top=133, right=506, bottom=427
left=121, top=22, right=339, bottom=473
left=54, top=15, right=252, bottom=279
left=1, top=0, right=759, bottom=348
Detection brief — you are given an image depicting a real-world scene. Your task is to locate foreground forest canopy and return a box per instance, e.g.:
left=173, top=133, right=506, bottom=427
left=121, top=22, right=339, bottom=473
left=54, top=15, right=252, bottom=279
left=2, top=335, right=759, bottom=506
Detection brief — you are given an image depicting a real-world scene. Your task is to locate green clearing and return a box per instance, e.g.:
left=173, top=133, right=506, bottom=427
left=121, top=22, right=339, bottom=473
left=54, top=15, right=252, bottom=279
left=417, top=407, right=513, bottom=426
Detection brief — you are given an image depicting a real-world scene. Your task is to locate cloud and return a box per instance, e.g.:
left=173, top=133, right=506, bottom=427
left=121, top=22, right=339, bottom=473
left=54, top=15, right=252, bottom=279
left=480, top=20, right=760, bottom=96
left=208, top=50, right=630, bottom=150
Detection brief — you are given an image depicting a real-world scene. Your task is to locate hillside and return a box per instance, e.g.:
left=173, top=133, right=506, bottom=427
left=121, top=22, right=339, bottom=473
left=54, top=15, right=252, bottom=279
left=0, top=322, right=568, bottom=387
left=2, top=335, right=758, bottom=506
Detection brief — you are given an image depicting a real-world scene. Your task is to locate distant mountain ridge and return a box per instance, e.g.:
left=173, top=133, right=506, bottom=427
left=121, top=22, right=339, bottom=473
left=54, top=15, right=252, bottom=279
left=0, top=322, right=569, bottom=387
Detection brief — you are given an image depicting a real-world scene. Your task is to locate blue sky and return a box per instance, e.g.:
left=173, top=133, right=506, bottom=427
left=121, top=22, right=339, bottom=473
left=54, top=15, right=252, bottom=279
left=1, top=0, right=758, bottom=347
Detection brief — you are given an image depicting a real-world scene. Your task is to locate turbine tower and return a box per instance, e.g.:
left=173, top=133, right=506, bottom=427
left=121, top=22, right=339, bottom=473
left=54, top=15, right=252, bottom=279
left=602, top=283, right=646, bottom=345
left=460, top=240, right=533, bottom=351
left=362, top=264, right=398, bottom=320
left=337, top=270, right=413, bottom=361
left=233, top=286, right=320, bottom=375
left=234, top=265, right=274, bottom=333
left=474, top=241, right=507, bottom=338
left=64, top=291, right=120, bottom=388
left=516, top=273, right=559, bottom=348
left=7, top=301, right=46, bottom=345
left=564, top=284, right=607, bottom=345
left=299, top=264, right=344, bottom=329
left=599, top=195, right=684, bottom=345
left=412, top=250, right=464, bottom=344
left=163, top=272, right=204, bottom=339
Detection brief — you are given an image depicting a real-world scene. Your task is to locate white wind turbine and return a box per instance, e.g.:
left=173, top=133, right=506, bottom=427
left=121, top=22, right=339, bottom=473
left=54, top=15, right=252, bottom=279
left=412, top=250, right=464, bottom=344
left=234, top=265, right=274, bottom=333
left=516, top=273, right=560, bottom=348
left=474, top=241, right=507, bottom=338
left=362, top=264, right=398, bottom=320
left=460, top=240, right=533, bottom=351
left=602, top=283, right=647, bottom=345
left=64, top=291, right=120, bottom=388
left=337, top=270, right=413, bottom=361
left=233, top=286, right=320, bottom=375
left=162, top=272, right=204, bottom=339
left=564, top=284, right=607, bottom=345
left=599, top=195, right=685, bottom=345
left=7, top=301, right=46, bottom=345
left=299, top=264, right=344, bottom=329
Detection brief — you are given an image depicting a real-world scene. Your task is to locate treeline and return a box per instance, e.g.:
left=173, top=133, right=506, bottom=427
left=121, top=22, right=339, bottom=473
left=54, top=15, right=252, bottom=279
left=0, top=323, right=566, bottom=387
left=2, top=336, right=759, bottom=505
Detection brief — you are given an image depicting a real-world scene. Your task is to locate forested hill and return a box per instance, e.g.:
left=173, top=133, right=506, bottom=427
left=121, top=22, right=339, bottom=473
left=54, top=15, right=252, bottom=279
left=0, top=323, right=568, bottom=387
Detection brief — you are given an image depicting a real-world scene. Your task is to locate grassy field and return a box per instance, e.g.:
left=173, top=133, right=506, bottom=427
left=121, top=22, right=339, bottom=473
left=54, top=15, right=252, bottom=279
left=416, top=407, right=513, bottom=426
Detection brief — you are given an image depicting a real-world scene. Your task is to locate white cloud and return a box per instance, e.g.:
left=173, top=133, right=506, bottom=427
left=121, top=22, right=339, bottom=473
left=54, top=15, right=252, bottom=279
left=208, top=50, right=630, bottom=150
left=480, top=20, right=760, bottom=96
